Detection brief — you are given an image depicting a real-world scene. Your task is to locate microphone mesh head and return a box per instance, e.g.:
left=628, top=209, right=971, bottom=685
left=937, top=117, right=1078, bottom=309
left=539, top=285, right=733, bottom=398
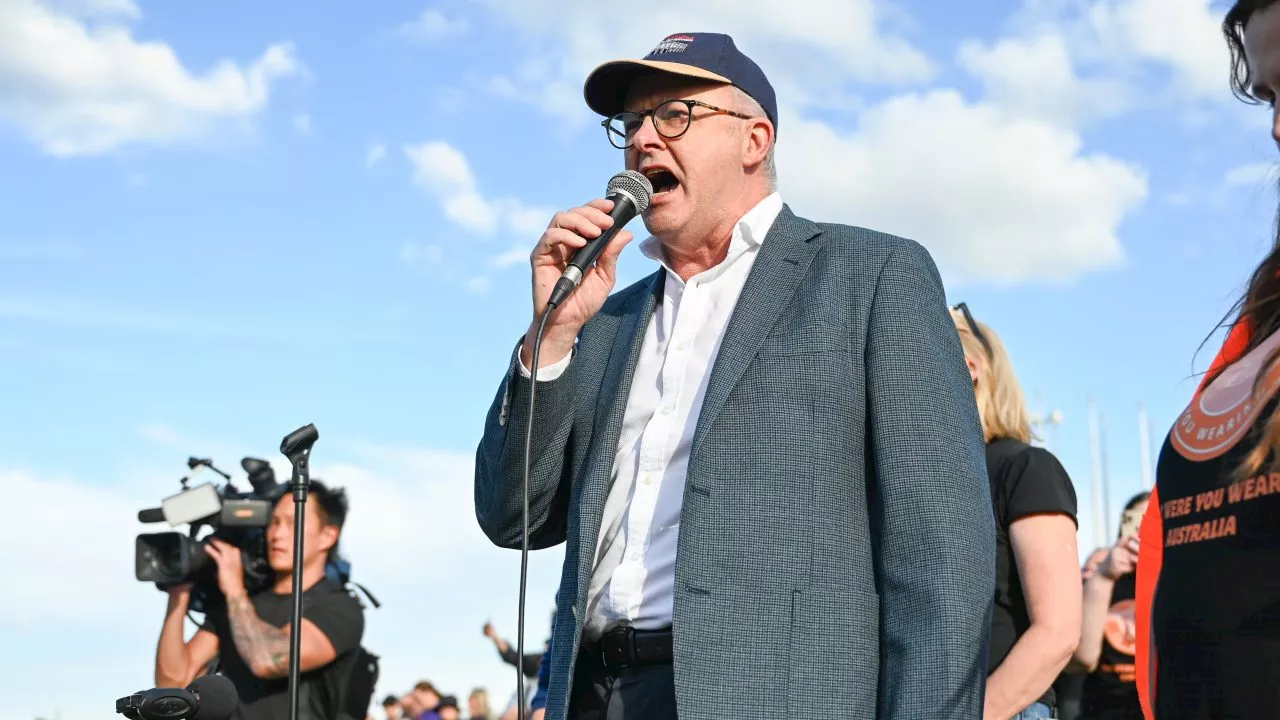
left=607, top=170, right=653, bottom=213
left=188, top=674, right=239, bottom=720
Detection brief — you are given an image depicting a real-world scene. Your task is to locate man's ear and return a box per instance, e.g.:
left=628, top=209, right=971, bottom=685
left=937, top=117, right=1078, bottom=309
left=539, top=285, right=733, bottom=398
left=743, top=118, right=773, bottom=171
left=318, top=523, right=340, bottom=553
left=965, top=354, right=980, bottom=384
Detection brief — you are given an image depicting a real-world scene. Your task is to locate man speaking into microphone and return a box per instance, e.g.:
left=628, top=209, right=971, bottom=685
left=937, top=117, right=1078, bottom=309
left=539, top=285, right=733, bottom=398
left=474, top=32, right=995, bottom=720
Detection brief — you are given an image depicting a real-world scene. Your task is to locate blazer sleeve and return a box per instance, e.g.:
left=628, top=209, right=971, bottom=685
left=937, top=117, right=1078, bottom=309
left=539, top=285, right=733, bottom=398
left=473, top=337, right=577, bottom=550
left=864, top=240, right=997, bottom=720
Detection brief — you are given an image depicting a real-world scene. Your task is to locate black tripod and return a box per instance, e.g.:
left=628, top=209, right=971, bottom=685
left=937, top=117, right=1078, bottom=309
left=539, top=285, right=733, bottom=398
left=279, top=422, right=319, bottom=720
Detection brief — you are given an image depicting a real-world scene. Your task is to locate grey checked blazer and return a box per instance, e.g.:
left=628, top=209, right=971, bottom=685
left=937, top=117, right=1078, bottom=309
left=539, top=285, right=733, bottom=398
left=475, top=205, right=996, bottom=719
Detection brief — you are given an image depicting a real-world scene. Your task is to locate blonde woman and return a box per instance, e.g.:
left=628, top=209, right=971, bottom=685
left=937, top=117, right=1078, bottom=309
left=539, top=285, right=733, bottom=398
left=468, top=688, right=492, bottom=720
left=951, top=303, right=1083, bottom=720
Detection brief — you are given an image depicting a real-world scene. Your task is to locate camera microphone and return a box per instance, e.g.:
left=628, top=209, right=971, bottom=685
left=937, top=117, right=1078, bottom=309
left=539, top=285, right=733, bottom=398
left=115, top=675, right=239, bottom=720
left=188, top=457, right=232, bottom=480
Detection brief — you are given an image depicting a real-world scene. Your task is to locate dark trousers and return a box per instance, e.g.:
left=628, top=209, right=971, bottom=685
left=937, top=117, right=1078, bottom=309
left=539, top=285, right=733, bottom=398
left=569, top=654, right=678, bottom=720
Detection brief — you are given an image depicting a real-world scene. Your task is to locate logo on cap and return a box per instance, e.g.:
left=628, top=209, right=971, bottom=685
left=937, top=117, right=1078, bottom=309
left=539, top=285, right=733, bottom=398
left=650, top=34, right=694, bottom=54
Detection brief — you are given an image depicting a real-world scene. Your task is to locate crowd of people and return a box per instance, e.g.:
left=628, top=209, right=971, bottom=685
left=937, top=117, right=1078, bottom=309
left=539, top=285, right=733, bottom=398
left=369, top=623, right=550, bottom=720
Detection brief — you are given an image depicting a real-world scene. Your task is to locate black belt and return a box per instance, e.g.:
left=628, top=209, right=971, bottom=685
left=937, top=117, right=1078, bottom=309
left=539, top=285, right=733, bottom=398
left=582, top=626, right=673, bottom=669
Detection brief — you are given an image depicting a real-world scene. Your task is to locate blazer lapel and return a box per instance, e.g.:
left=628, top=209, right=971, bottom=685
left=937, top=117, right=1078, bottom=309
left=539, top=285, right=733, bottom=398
left=689, top=205, right=823, bottom=465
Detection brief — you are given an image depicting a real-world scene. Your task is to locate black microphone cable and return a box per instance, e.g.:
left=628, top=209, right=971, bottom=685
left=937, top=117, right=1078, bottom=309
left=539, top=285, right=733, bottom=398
left=517, top=305, right=553, bottom=720
left=513, top=170, right=650, bottom=720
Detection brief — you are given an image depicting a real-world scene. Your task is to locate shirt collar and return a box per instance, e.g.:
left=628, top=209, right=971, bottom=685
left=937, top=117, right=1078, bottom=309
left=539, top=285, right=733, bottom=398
left=638, top=191, right=783, bottom=270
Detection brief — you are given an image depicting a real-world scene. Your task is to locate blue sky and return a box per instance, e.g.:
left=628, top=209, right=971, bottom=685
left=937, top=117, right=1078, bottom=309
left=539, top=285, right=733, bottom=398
left=1, top=0, right=1276, bottom=717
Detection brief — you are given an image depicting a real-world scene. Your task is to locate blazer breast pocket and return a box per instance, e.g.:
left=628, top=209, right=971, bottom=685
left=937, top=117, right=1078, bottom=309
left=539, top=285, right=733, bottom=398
left=757, top=322, right=846, bottom=355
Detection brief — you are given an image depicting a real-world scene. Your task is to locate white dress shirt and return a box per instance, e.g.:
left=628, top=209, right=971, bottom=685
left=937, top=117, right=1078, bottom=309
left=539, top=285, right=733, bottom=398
left=521, top=192, right=783, bottom=639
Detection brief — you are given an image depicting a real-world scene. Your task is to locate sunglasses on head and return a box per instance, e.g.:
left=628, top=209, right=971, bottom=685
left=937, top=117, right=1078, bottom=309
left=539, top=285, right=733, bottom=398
left=951, top=302, right=993, bottom=359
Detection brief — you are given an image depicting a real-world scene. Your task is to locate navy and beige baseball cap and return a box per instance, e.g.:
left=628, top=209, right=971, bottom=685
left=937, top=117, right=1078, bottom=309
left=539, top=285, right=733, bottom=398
left=583, top=32, right=778, bottom=133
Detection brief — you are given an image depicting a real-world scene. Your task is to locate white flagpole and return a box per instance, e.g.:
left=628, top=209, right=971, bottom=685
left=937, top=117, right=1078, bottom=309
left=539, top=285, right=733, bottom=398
left=1088, top=397, right=1107, bottom=548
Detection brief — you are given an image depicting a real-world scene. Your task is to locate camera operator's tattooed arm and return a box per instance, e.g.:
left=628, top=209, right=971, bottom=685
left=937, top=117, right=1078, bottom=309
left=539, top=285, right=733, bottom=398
left=226, top=595, right=291, bottom=677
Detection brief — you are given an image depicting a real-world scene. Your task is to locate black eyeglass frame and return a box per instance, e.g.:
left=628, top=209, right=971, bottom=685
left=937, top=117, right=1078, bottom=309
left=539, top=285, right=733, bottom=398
left=602, top=99, right=754, bottom=149
left=952, top=302, right=994, bottom=359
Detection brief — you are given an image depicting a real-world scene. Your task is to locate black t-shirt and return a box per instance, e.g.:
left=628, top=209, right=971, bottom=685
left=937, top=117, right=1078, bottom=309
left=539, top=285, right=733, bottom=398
left=202, top=578, right=365, bottom=720
left=1081, top=572, right=1141, bottom=719
left=1053, top=672, right=1086, bottom=720
left=985, top=438, right=1079, bottom=709
left=1152, top=356, right=1280, bottom=719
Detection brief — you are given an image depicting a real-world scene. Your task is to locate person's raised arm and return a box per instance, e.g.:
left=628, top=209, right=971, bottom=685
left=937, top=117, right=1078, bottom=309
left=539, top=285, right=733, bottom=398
left=205, top=540, right=363, bottom=680
left=1072, top=534, right=1138, bottom=672
left=154, top=584, right=219, bottom=687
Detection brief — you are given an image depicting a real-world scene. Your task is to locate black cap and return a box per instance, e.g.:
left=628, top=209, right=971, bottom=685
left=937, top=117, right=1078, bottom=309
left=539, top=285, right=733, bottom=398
left=583, top=32, right=778, bottom=133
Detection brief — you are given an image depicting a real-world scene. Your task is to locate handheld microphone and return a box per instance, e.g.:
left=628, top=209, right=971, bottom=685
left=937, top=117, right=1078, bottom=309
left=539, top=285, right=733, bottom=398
left=546, top=169, right=653, bottom=309
left=115, top=675, right=239, bottom=720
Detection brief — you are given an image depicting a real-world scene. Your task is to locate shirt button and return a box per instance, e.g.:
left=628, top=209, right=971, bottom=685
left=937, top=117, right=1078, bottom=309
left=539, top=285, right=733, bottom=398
left=662, top=405, right=673, bottom=415
left=630, top=552, right=640, bottom=561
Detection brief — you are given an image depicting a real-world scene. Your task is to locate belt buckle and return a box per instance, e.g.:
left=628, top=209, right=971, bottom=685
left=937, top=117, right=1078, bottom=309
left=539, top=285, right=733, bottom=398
left=602, top=627, right=635, bottom=669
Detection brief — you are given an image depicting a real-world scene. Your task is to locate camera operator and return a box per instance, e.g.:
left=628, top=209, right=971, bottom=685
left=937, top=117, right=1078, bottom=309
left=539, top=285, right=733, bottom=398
left=154, top=480, right=365, bottom=720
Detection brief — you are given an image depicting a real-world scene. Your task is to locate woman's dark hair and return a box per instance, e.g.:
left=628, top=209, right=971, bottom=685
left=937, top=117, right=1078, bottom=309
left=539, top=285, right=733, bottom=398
left=1206, top=1, right=1280, bottom=480
left=1124, top=491, right=1151, bottom=512
left=1225, top=0, right=1280, bottom=103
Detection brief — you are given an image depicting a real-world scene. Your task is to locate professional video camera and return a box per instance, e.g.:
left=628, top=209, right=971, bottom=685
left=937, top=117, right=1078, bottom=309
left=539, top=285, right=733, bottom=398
left=134, top=456, right=283, bottom=614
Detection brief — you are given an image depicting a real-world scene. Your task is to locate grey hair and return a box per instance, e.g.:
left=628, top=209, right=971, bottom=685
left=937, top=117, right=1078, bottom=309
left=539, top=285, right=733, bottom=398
left=729, top=86, right=777, bottom=188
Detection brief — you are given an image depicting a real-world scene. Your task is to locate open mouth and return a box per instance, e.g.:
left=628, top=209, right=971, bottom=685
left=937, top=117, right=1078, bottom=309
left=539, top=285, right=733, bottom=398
left=643, top=168, right=680, bottom=195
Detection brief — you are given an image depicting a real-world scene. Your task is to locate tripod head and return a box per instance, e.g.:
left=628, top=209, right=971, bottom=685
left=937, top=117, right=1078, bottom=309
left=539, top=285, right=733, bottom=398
left=281, top=424, right=318, bottom=466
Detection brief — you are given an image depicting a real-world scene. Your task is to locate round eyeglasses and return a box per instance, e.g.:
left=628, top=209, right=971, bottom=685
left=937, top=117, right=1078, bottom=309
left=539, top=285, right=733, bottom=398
left=603, top=99, right=753, bottom=149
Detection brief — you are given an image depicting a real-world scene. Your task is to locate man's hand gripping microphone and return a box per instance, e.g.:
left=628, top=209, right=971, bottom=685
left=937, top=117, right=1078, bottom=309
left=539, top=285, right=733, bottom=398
left=546, top=169, right=653, bottom=309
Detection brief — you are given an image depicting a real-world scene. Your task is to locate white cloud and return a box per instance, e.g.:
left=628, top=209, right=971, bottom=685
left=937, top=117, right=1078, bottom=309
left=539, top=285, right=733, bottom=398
left=492, top=245, right=529, bottom=269
left=958, top=33, right=1130, bottom=128
left=1224, top=161, right=1277, bottom=188
left=0, top=470, right=158, bottom=626
left=1009, top=0, right=1230, bottom=106
left=400, top=241, right=444, bottom=269
left=1082, top=0, right=1228, bottom=99
left=467, top=276, right=492, bottom=294
left=405, top=140, right=552, bottom=239
left=366, top=141, right=387, bottom=168
left=0, top=443, right=566, bottom=720
left=0, top=0, right=299, bottom=157
left=777, top=90, right=1147, bottom=285
left=478, top=0, right=935, bottom=119
left=44, top=0, right=138, bottom=18
left=458, top=1, right=1151, bottom=284
left=398, top=8, right=468, bottom=43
